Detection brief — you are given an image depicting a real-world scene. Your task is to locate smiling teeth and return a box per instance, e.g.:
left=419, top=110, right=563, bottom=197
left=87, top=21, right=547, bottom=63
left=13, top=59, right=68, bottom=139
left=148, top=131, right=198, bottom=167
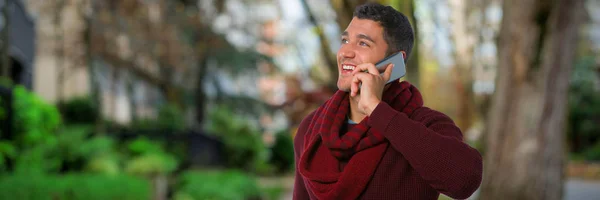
left=343, top=65, right=355, bottom=70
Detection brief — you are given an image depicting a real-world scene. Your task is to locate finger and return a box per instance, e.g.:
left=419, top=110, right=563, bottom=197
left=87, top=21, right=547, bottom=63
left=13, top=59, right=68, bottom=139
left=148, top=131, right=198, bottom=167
left=351, top=73, right=369, bottom=96
left=382, top=64, right=394, bottom=82
left=352, top=63, right=380, bottom=76
left=350, top=75, right=361, bottom=96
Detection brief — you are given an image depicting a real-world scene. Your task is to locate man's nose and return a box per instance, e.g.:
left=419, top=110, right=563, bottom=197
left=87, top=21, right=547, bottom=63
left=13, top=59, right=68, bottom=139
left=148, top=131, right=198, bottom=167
left=340, top=47, right=356, bottom=58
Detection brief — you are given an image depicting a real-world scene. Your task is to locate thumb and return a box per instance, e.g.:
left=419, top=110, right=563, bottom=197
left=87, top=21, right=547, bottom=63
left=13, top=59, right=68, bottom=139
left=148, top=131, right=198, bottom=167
left=382, top=63, right=394, bottom=81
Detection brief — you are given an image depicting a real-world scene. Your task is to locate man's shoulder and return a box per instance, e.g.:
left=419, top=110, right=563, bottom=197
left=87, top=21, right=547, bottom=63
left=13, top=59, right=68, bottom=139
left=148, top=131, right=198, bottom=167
left=293, top=109, right=318, bottom=154
left=296, top=110, right=318, bottom=137
left=411, top=106, right=454, bottom=123
left=412, top=106, right=443, bottom=116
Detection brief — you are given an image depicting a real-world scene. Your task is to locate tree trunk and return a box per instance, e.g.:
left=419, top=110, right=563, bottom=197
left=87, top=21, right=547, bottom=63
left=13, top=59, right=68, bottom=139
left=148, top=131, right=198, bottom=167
left=330, top=0, right=373, bottom=33
left=1, top=0, right=11, bottom=78
left=50, top=0, right=90, bottom=103
left=56, top=0, right=65, bottom=102
left=301, top=0, right=338, bottom=91
left=85, top=2, right=103, bottom=133
left=194, top=54, right=208, bottom=125
left=448, top=0, right=478, bottom=132
left=479, top=0, right=585, bottom=199
left=390, top=0, right=419, bottom=87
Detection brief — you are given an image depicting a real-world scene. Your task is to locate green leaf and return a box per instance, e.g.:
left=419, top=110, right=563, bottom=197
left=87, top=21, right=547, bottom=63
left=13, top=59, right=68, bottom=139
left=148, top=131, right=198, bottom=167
left=0, top=141, right=17, bottom=158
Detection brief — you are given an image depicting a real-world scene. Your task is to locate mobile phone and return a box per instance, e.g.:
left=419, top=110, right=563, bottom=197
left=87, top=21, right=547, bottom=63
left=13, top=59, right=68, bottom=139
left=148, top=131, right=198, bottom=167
left=375, top=51, right=406, bottom=84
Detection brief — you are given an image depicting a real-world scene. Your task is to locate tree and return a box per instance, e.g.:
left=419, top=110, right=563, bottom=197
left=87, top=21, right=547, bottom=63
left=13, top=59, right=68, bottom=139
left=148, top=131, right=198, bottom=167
left=301, top=0, right=338, bottom=91
left=447, top=0, right=488, bottom=132
left=0, top=0, right=11, bottom=78
left=479, top=0, right=586, bottom=199
left=389, top=0, right=419, bottom=86
left=59, top=0, right=89, bottom=102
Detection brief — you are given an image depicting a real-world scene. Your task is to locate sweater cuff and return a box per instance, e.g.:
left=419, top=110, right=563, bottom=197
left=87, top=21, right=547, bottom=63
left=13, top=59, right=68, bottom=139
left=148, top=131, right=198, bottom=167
left=368, top=102, right=400, bottom=132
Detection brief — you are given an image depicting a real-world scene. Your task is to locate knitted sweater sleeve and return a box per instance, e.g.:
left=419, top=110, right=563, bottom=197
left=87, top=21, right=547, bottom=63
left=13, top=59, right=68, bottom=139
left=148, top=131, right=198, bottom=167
left=292, top=111, right=315, bottom=200
left=368, top=102, right=483, bottom=199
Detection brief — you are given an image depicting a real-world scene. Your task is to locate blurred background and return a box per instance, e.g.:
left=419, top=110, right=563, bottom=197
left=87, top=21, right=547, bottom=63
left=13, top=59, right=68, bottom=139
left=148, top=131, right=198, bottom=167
left=0, top=0, right=598, bottom=199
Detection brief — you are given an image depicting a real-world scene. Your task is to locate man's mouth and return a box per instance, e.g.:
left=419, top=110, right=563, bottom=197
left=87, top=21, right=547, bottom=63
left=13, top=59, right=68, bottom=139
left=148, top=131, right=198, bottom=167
left=341, top=64, right=356, bottom=74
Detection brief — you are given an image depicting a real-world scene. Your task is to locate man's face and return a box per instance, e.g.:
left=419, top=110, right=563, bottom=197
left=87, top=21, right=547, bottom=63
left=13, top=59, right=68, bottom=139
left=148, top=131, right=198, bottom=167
left=336, top=17, right=389, bottom=92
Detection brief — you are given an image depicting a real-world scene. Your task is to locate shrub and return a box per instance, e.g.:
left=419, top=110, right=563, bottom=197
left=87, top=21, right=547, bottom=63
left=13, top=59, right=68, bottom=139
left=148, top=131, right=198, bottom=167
left=583, top=141, right=600, bottom=161
left=269, top=130, right=294, bottom=174
left=0, top=86, right=121, bottom=174
left=174, top=170, right=261, bottom=200
left=55, top=125, right=122, bottom=174
left=10, top=85, right=62, bottom=174
left=125, top=137, right=178, bottom=176
left=0, top=173, right=151, bottom=200
left=568, top=55, right=600, bottom=157
left=58, top=97, right=99, bottom=125
left=206, top=105, right=270, bottom=172
left=156, top=103, right=185, bottom=131
left=131, top=103, right=185, bottom=131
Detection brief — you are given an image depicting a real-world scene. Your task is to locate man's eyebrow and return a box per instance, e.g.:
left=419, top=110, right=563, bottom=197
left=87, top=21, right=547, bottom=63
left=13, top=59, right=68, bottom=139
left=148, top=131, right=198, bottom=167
left=357, top=34, right=375, bottom=44
left=341, top=31, right=376, bottom=44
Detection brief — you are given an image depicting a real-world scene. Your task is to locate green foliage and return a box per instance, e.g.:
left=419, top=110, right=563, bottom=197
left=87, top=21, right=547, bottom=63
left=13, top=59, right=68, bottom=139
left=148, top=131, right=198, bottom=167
left=0, top=85, right=178, bottom=175
left=0, top=76, right=13, bottom=87
left=131, top=103, right=185, bottom=131
left=86, top=154, right=121, bottom=176
left=0, top=173, right=151, bottom=200
left=57, top=125, right=105, bottom=159
left=0, top=98, right=5, bottom=124
left=59, top=97, right=99, bottom=125
left=128, top=137, right=165, bottom=155
left=207, top=105, right=271, bottom=172
left=0, top=141, right=16, bottom=172
left=55, top=125, right=122, bottom=175
left=173, top=170, right=261, bottom=200
left=260, top=185, right=286, bottom=200
left=125, top=137, right=178, bottom=176
left=9, top=123, right=121, bottom=175
left=269, top=131, right=295, bottom=174
left=12, top=86, right=60, bottom=140
left=0, top=87, right=121, bottom=175
left=13, top=86, right=62, bottom=143
left=12, top=139, right=62, bottom=174
left=568, top=55, right=600, bottom=158
left=583, top=141, right=600, bottom=161
left=8, top=86, right=62, bottom=174
left=0, top=87, right=180, bottom=175
left=157, top=104, right=185, bottom=131
left=9, top=123, right=180, bottom=176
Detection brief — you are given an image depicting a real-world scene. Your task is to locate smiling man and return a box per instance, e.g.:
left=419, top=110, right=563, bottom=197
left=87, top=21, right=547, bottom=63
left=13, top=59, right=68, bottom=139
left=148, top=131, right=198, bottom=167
left=293, top=3, right=483, bottom=200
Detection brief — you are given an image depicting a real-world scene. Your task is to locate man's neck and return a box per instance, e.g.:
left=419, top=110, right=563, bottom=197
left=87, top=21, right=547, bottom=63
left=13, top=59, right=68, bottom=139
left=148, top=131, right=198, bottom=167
left=349, top=95, right=366, bottom=123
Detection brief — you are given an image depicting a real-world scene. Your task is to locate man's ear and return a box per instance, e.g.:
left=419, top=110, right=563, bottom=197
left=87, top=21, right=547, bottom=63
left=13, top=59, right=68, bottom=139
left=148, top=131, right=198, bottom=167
left=400, top=51, right=407, bottom=60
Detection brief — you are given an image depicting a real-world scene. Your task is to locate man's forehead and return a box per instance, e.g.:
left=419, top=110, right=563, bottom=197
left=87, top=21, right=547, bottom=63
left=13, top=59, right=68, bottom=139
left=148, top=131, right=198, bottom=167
left=342, top=19, right=383, bottom=38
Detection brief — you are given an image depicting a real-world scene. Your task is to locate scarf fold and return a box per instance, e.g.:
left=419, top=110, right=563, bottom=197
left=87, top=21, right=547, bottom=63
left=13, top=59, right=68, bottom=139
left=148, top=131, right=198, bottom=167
left=298, top=81, right=423, bottom=200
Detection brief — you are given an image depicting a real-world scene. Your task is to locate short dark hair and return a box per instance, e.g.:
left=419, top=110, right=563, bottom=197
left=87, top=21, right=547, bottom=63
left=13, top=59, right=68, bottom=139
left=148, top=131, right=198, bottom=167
left=353, top=3, right=414, bottom=61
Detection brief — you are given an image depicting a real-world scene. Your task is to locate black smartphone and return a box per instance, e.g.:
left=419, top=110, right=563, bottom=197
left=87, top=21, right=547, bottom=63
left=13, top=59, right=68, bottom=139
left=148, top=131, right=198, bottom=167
left=375, top=51, right=407, bottom=84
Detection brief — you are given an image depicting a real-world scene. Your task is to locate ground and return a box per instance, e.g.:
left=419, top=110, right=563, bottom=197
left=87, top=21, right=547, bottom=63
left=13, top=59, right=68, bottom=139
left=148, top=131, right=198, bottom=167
left=261, top=176, right=600, bottom=200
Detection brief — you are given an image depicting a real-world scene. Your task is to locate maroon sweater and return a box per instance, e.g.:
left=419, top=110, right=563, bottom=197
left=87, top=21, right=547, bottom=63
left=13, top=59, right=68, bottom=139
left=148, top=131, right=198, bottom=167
left=293, top=102, right=483, bottom=199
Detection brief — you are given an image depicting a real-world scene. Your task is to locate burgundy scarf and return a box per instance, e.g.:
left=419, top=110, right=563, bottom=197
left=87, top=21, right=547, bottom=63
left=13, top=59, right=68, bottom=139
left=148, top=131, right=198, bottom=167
left=298, top=81, right=423, bottom=200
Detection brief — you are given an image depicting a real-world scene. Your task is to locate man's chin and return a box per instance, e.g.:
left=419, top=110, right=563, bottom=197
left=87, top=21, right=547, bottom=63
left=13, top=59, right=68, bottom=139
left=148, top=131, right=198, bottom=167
left=336, top=83, right=351, bottom=92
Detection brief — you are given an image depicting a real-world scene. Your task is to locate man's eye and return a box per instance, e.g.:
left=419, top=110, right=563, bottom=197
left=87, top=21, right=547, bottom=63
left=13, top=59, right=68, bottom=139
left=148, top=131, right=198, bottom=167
left=359, top=41, right=369, bottom=46
left=341, top=38, right=348, bottom=44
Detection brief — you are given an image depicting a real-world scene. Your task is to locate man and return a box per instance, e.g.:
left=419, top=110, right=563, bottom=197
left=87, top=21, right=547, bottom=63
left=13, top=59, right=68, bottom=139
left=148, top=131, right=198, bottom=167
left=293, top=3, right=483, bottom=200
